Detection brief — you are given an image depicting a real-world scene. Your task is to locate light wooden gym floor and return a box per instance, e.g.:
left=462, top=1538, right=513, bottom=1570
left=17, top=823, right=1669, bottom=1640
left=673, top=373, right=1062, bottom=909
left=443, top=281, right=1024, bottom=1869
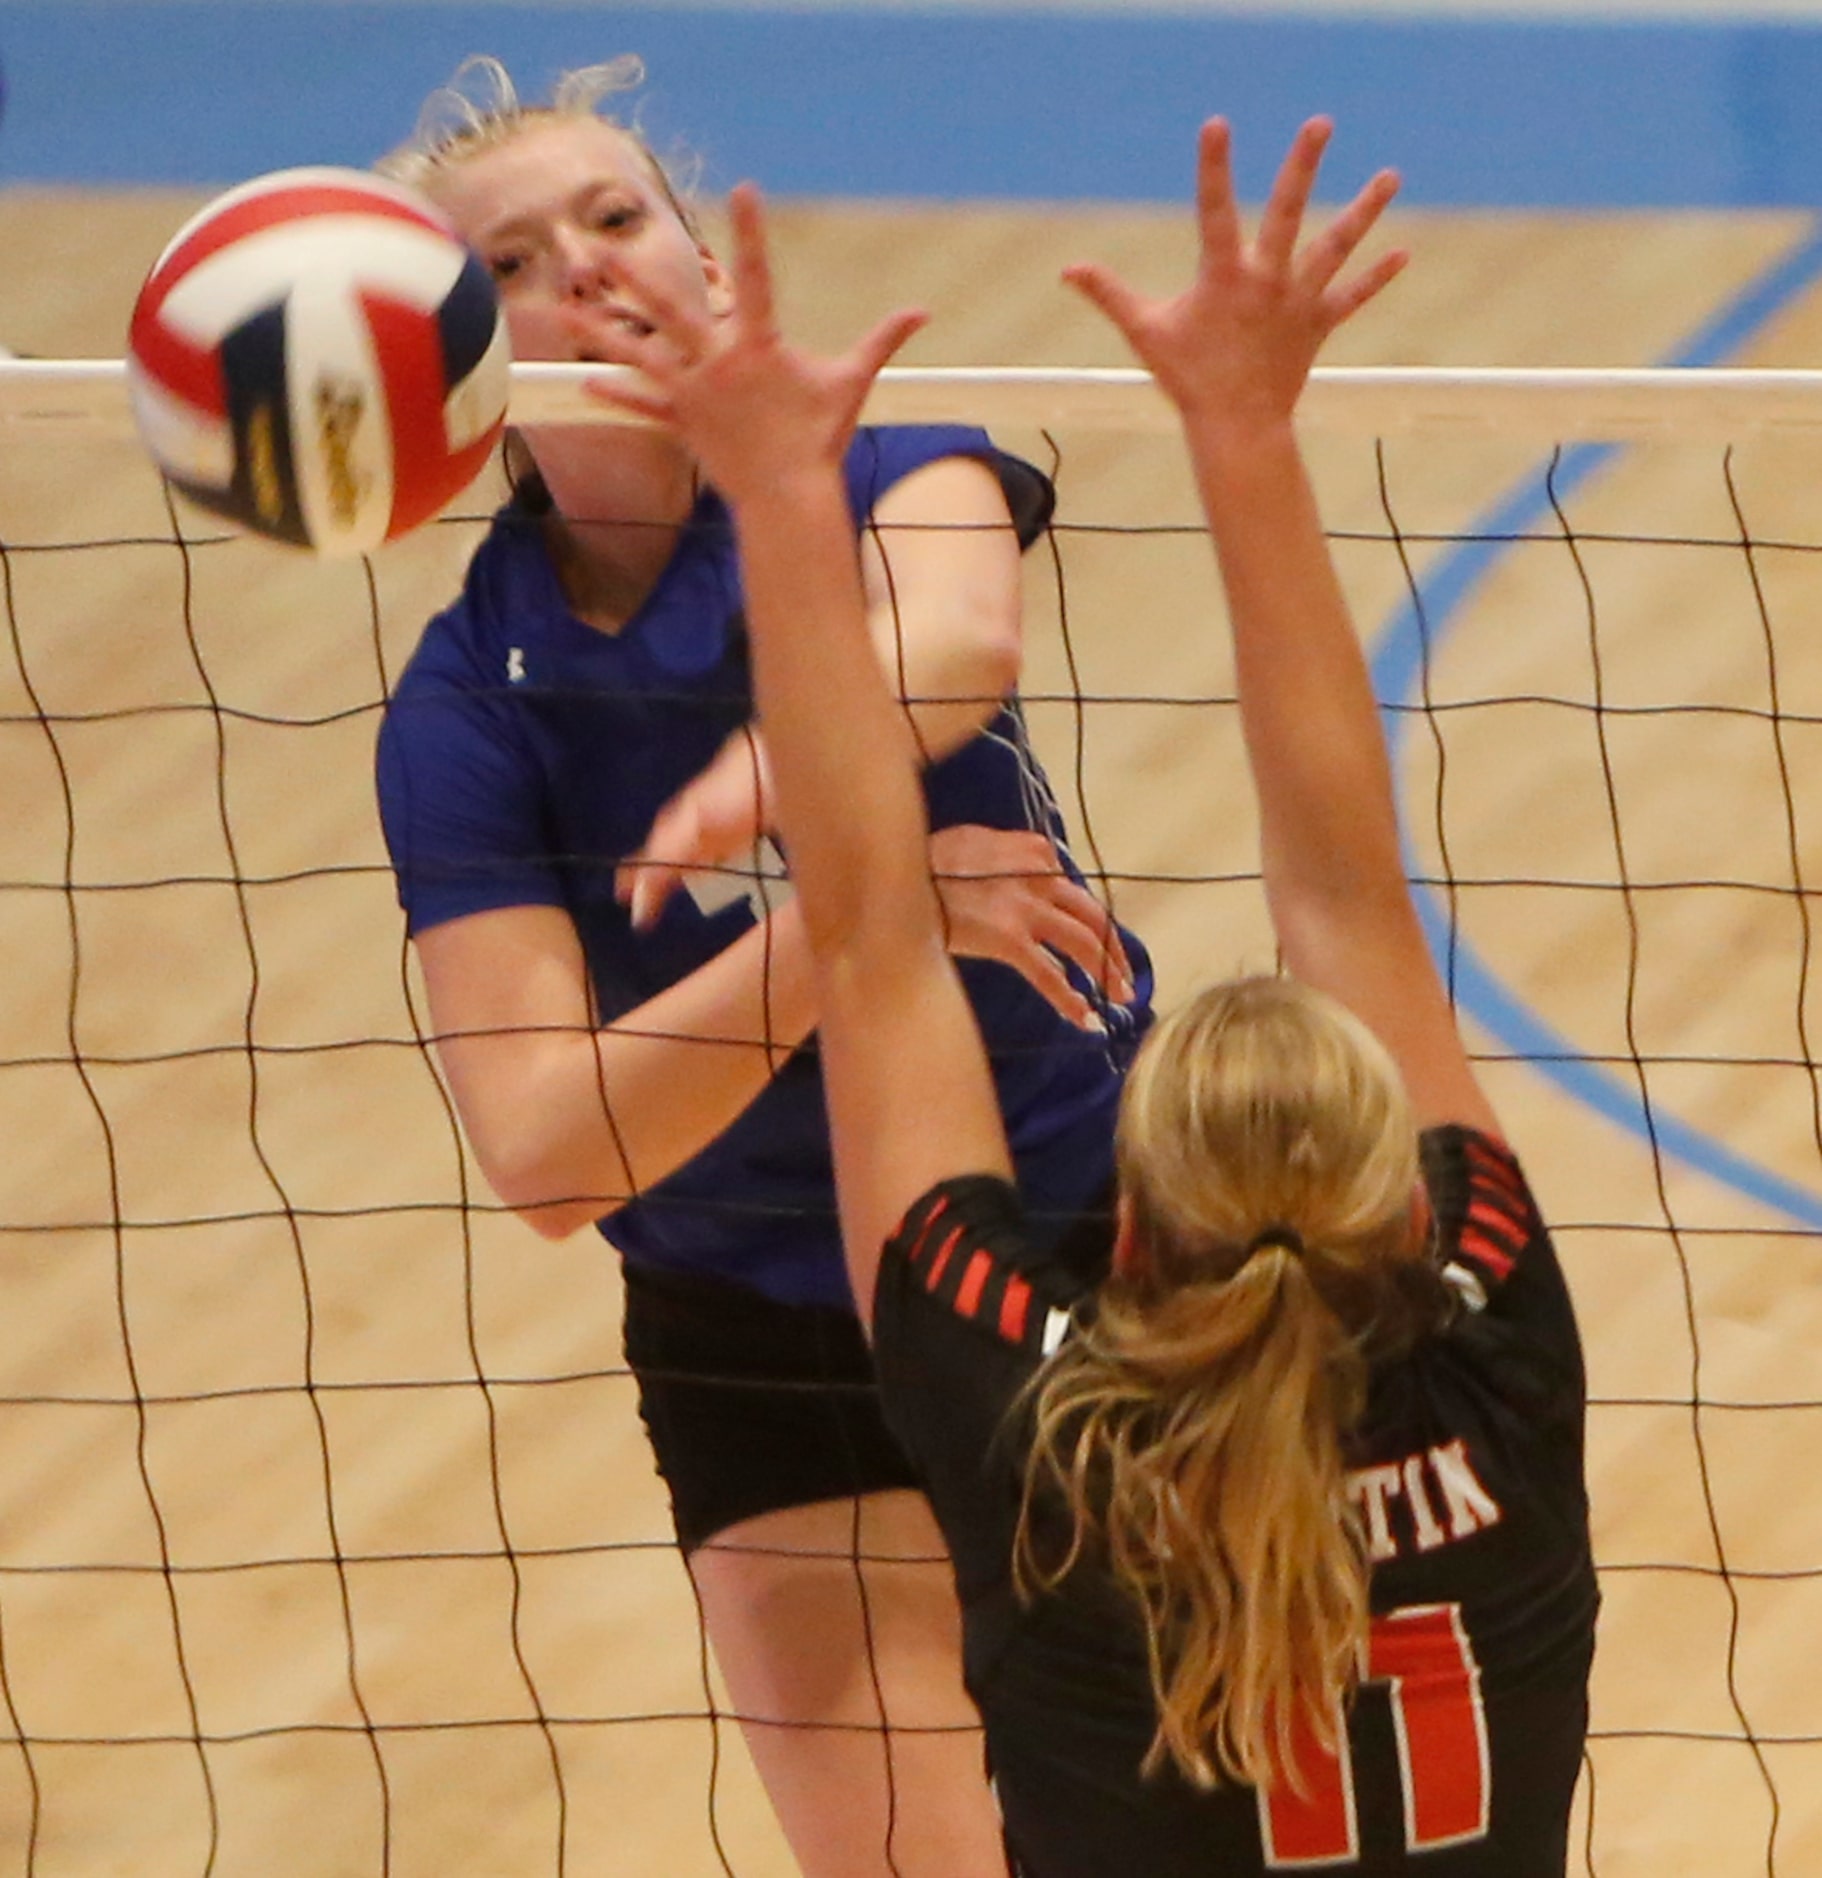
left=1, top=184, right=1818, bottom=1875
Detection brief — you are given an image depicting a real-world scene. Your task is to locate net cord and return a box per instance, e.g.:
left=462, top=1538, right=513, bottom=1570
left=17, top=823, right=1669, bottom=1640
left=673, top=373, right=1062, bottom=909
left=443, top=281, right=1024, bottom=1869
left=13, top=358, right=1822, bottom=441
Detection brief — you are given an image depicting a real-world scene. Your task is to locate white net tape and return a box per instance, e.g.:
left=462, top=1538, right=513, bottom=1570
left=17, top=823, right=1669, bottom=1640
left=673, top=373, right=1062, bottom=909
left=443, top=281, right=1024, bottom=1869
left=11, top=357, right=1822, bottom=441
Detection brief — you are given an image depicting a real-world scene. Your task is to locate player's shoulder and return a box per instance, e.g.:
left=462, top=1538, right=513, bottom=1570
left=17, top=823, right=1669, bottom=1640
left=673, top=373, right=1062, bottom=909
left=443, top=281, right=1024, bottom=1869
left=845, top=424, right=987, bottom=504
left=1420, top=1124, right=1553, bottom=1306
left=847, top=426, right=1054, bottom=546
left=849, top=422, right=993, bottom=467
left=885, top=1174, right=1086, bottom=1359
left=378, top=521, right=565, bottom=789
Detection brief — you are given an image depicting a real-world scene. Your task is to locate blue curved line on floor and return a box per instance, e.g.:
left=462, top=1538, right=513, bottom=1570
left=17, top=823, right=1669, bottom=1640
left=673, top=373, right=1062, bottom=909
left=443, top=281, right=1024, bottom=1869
left=1369, top=223, right=1822, bottom=1231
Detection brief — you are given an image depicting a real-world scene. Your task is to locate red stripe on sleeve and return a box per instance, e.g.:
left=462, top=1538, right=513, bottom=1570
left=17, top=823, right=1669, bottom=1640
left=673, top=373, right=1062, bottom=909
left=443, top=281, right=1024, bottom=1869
left=923, top=1225, right=966, bottom=1292
left=1462, top=1196, right=1521, bottom=1277
left=906, top=1194, right=950, bottom=1261
left=954, top=1248, right=994, bottom=1321
left=1466, top=1136, right=1526, bottom=1209
left=998, top=1274, right=1032, bottom=1345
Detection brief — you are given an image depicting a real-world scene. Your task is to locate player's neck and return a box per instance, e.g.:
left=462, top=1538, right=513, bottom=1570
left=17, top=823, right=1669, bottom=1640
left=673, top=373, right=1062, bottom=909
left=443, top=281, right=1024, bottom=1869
left=530, top=429, right=701, bottom=635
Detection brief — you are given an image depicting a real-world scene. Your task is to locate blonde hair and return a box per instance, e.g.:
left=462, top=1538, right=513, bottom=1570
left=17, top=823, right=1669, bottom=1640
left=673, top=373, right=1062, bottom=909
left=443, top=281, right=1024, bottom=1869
left=1015, top=975, right=1449, bottom=1792
left=376, top=54, right=703, bottom=237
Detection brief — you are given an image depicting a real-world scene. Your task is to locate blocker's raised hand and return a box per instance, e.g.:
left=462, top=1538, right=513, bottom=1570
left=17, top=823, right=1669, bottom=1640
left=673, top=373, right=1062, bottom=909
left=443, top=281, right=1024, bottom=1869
left=584, top=182, right=927, bottom=502
left=1064, top=117, right=1405, bottom=432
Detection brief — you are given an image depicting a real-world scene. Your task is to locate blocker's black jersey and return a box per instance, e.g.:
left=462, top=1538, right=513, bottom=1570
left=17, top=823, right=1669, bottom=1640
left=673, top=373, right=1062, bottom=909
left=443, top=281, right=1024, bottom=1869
left=873, top=1126, right=1597, bottom=1876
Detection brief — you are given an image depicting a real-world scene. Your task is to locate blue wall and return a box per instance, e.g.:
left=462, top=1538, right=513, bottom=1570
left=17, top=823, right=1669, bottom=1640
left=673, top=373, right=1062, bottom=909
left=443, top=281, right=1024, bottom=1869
left=6, top=3, right=1822, bottom=204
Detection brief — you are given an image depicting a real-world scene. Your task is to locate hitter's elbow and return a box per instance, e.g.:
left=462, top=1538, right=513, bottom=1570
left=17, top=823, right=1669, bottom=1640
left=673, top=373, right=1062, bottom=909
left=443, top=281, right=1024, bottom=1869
left=894, top=617, right=1020, bottom=755
left=510, top=1195, right=607, bottom=1241
left=951, top=632, right=1020, bottom=737
left=976, top=629, right=1021, bottom=703
left=477, top=1137, right=630, bottom=1242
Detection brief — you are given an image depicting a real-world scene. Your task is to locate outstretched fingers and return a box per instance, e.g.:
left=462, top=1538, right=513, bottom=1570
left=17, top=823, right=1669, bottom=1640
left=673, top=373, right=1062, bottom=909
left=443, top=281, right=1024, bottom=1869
left=846, top=306, right=931, bottom=393
left=927, top=824, right=1138, bottom=1022
left=575, top=255, right=714, bottom=425
left=582, top=365, right=671, bottom=426
left=805, top=302, right=929, bottom=456
left=1296, top=165, right=1404, bottom=309
left=1033, top=876, right=1137, bottom=1005
left=1059, top=259, right=1150, bottom=350
left=721, top=181, right=925, bottom=399
left=580, top=176, right=925, bottom=468
left=723, top=181, right=779, bottom=341
left=1323, top=237, right=1409, bottom=328
left=1253, top=116, right=1330, bottom=279
left=1062, top=117, right=1245, bottom=326
left=1063, top=116, right=1406, bottom=432
left=1192, top=116, right=1244, bottom=276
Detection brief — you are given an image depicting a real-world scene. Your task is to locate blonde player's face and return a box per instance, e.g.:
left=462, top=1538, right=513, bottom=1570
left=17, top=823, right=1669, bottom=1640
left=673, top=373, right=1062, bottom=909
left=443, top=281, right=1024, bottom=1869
left=430, top=118, right=729, bottom=365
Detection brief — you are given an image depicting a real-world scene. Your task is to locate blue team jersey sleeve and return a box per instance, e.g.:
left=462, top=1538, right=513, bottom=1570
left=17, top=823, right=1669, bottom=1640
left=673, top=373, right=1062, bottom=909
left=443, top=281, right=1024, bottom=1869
left=845, top=426, right=1055, bottom=547
left=375, top=630, right=566, bottom=936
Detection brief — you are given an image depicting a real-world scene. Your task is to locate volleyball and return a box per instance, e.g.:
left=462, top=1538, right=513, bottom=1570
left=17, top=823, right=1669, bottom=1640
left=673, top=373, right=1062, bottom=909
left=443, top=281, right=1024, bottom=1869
left=126, top=167, right=511, bottom=557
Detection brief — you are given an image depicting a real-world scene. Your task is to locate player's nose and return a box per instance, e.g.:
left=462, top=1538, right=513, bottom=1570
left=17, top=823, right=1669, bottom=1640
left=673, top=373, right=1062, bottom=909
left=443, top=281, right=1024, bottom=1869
left=555, top=227, right=615, bottom=302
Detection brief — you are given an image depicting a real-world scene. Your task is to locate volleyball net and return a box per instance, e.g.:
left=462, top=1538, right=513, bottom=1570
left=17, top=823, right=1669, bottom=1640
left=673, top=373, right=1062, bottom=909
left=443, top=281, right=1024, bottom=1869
left=1, top=362, right=1818, bottom=1876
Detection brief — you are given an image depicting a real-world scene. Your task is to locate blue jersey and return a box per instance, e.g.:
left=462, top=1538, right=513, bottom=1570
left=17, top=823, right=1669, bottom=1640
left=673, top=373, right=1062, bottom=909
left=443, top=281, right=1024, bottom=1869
left=376, top=425, right=1153, bottom=1308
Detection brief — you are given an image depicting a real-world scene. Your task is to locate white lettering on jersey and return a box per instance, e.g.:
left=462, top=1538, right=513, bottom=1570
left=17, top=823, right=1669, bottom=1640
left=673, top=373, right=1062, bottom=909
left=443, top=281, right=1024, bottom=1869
left=1430, top=1437, right=1503, bottom=1541
left=1350, top=1463, right=1403, bottom=1563
left=1346, top=1441, right=1502, bottom=1563
left=1402, top=1454, right=1447, bottom=1553
left=507, top=646, right=526, bottom=684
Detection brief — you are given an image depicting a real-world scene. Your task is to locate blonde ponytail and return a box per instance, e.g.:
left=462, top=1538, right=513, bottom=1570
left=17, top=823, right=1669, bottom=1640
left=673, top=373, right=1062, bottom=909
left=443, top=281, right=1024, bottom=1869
left=1014, top=976, right=1450, bottom=1790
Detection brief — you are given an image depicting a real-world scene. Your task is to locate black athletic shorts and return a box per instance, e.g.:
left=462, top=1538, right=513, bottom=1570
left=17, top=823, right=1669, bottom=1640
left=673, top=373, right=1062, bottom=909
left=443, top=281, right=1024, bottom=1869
left=621, top=1259, right=922, bottom=1553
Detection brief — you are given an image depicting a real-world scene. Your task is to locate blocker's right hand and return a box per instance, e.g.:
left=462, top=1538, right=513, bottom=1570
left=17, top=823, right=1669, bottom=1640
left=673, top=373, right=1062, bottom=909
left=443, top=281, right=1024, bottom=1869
left=1063, top=117, right=1405, bottom=432
left=928, top=824, right=1135, bottom=1030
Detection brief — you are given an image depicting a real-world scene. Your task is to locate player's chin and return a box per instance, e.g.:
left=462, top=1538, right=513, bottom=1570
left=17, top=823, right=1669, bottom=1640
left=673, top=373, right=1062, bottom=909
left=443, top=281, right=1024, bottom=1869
left=503, top=316, right=570, bottom=364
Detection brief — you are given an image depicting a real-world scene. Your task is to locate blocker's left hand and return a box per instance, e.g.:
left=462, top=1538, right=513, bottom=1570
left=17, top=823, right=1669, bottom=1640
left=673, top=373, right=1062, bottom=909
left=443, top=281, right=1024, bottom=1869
left=582, top=183, right=927, bottom=504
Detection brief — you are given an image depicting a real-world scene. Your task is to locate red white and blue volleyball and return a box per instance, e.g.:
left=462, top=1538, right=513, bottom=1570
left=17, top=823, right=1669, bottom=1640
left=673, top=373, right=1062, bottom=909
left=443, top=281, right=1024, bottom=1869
left=126, top=167, right=510, bottom=557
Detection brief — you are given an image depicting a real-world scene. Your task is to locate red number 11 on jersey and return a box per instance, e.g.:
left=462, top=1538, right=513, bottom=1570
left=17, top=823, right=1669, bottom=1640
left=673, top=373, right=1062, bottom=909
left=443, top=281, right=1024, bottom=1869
left=1259, top=1603, right=1490, bottom=1868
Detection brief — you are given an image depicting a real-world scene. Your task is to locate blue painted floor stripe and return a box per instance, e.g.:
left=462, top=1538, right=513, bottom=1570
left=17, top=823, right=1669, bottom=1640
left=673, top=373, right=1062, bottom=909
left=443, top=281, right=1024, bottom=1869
left=1370, top=224, right=1822, bottom=1230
